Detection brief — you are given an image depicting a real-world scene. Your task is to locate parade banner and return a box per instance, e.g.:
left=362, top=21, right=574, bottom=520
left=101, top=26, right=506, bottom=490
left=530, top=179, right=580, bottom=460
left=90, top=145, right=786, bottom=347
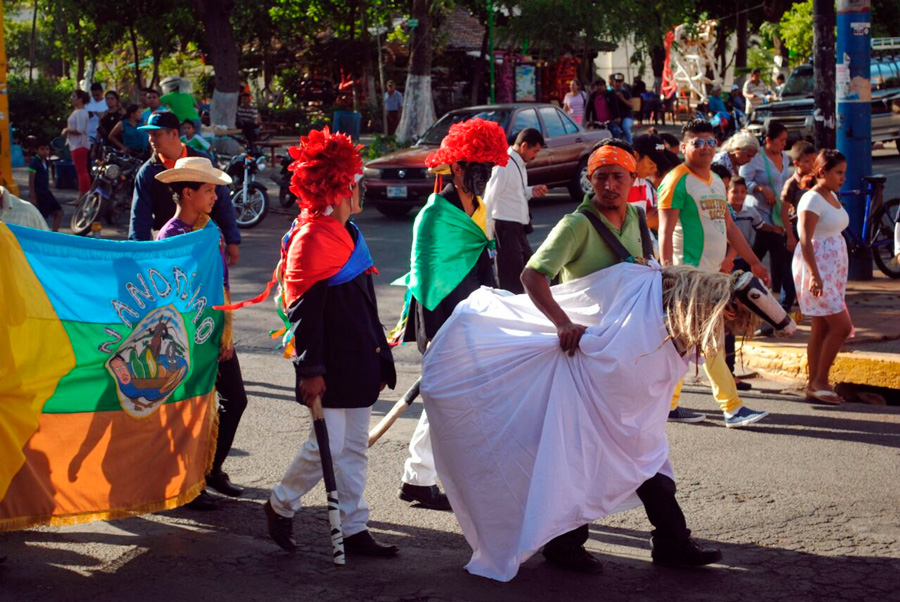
left=0, top=223, right=224, bottom=531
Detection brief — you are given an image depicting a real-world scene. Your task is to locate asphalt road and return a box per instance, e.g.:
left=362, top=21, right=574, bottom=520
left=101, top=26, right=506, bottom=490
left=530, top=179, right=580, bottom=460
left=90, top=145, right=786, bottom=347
left=2, top=148, right=899, bottom=602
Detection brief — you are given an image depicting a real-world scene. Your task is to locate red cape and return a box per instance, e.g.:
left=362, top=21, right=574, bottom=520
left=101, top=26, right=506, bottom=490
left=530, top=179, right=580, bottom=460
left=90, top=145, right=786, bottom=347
left=283, top=215, right=354, bottom=307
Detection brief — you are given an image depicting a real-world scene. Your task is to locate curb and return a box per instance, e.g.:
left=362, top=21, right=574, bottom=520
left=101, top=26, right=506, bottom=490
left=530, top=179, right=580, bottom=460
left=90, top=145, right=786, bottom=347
left=739, top=340, right=900, bottom=390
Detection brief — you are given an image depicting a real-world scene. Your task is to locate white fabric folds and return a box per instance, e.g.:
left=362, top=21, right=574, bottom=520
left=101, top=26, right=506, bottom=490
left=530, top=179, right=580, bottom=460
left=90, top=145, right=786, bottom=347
left=421, top=262, right=688, bottom=581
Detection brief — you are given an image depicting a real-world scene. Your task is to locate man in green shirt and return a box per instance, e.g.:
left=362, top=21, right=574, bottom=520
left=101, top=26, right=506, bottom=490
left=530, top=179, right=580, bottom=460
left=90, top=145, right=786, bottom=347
left=521, top=141, right=722, bottom=575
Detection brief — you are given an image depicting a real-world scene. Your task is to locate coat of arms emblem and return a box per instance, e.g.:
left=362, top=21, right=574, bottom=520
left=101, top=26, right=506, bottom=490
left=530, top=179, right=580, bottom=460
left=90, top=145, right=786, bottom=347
left=106, top=305, right=191, bottom=418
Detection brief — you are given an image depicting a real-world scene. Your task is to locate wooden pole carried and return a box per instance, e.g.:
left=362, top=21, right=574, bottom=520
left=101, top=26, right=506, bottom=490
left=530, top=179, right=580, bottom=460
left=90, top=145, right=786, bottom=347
left=367, top=377, right=422, bottom=448
left=309, top=395, right=345, bottom=566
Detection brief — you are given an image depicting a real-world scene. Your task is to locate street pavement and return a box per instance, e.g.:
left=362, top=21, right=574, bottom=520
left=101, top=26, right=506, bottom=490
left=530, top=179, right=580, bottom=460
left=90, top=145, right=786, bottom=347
left=2, top=144, right=899, bottom=602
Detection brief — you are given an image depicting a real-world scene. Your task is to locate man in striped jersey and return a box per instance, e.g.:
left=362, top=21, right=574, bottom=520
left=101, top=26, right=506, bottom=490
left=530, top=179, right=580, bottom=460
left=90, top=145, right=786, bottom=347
left=657, top=119, right=771, bottom=429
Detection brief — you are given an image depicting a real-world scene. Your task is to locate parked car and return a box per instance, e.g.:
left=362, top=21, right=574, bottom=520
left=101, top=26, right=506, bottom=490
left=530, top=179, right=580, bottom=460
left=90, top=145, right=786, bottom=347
left=748, top=55, right=900, bottom=151
left=363, top=103, right=611, bottom=217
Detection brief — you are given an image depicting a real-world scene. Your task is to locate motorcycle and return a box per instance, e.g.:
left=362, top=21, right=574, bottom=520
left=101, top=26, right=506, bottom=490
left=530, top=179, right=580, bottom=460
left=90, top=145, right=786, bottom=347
left=71, top=148, right=144, bottom=236
left=276, top=153, right=294, bottom=208
left=225, top=147, right=270, bottom=228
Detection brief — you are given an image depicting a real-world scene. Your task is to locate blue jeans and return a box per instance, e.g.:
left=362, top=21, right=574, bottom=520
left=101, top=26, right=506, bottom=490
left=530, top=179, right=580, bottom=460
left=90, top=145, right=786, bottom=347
left=621, top=117, right=634, bottom=144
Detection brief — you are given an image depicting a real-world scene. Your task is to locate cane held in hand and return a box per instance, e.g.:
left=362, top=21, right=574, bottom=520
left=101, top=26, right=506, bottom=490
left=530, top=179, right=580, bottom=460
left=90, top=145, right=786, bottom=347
left=309, top=395, right=346, bottom=565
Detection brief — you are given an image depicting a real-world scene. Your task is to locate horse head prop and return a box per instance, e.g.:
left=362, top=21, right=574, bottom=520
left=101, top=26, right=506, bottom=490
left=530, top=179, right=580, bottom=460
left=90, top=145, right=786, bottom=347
left=661, top=265, right=796, bottom=358
left=731, top=271, right=797, bottom=338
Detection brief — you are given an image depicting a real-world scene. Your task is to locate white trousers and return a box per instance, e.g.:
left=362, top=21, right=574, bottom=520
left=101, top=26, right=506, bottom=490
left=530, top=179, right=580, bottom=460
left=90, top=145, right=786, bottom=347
left=270, top=406, right=371, bottom=537
left=402, top=409, right=438, bottom=486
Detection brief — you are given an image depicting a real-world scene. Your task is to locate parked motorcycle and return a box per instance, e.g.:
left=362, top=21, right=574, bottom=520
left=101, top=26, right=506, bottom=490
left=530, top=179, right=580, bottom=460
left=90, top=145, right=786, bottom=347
left=276, top=153, right=294, bottom=208
left=225, top=147, right=270, bottom=228
left=71, top=148, right=144, bottom=236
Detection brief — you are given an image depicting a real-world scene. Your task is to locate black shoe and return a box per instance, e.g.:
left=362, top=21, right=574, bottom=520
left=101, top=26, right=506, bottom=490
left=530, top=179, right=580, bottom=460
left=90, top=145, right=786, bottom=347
left=398, top=483, right=452, bottom=511
left=736, top=381, right=752, bottom=391
left=542, top=545, right=604, bottom=574
left=651, top=537, right=722, bottom=567
left=343, top=530, right=398, bottom=557
left=206, top=470, right=244, bottom=497
left=263, top=500, right=297, bottom=551
left=185, top=489, right=219, bottom=511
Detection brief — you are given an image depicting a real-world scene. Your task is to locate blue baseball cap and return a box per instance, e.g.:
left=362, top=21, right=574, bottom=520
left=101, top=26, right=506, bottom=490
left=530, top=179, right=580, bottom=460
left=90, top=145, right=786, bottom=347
left=138, top=111, right=181, bottom=131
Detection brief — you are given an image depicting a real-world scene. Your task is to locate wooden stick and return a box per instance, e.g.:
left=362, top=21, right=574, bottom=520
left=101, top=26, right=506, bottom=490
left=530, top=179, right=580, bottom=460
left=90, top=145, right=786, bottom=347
left=367, top=377, right=422, bottom=448
left=309, top=395, right=345, bottom=566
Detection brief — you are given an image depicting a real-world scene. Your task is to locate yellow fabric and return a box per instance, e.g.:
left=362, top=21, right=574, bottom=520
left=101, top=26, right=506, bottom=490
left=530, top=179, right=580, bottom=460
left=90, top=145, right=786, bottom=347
left=670, top=352, right=741, bottom=414
left=473, top=197, right=489, bottom=236
left=0, top=224, right=76, bottom=500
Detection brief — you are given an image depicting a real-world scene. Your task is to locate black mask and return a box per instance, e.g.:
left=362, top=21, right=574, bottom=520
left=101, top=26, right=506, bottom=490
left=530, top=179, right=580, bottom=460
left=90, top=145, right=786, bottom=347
left=460, top=162, right=493, bottom=197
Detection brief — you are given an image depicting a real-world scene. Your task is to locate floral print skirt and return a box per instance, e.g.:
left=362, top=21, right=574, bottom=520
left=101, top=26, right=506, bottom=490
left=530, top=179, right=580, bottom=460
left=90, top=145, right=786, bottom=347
left=792, top=233, right=848, bottom=316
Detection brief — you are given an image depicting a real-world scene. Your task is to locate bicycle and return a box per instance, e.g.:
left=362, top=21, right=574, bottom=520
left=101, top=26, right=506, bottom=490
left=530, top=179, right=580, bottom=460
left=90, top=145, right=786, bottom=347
left=840, top=174, right=900, bottom=278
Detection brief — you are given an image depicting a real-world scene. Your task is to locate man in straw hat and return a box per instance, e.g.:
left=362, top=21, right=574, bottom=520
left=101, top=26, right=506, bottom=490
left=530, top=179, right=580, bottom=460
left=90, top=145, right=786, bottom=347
left=253, top=127, right=399, bottom=557
left=520, top=140, right=721, bottom=574
left=129, top=111, right=241, bottom=268
left=391, top=118, right=509, bottom=512
left=154, top=157, right=249, bottom=509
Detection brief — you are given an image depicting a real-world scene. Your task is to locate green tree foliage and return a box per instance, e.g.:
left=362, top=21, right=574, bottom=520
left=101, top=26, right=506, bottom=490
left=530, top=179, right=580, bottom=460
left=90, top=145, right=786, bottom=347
left=778, top=0, right=813, bottom=61
left=7, top=75, right=74, bottom=143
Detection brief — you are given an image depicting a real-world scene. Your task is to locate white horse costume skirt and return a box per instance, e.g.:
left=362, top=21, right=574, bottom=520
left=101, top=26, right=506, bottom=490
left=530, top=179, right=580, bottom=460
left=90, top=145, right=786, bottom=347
left=421, top=263, right=689, bottom=582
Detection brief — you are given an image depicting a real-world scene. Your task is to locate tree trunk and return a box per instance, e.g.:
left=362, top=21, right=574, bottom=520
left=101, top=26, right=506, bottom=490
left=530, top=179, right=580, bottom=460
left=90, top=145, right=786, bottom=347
left=813, top=0, right=836, bottom=149
left=130, top=24, right=143, bottom=92
left=28, top=0, right=37, bottom=86
left=193, top=0, right=240, bottom=128
left=151, top=48, right=161, bottom=88
left=650, top=44, right=666, bottom=93
left=736, top=3, right=748, bottom=79
left=396, top=0, right=436, bottom=143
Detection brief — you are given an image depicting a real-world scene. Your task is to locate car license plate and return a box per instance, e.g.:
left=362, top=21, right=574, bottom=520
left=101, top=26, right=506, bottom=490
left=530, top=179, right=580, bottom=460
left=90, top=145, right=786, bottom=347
left=387, top=185, right=408, bottom=198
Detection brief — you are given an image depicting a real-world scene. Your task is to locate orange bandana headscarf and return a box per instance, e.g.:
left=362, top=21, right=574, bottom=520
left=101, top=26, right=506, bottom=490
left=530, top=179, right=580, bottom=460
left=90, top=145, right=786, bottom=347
left=588, top=145, right=637, bottom=177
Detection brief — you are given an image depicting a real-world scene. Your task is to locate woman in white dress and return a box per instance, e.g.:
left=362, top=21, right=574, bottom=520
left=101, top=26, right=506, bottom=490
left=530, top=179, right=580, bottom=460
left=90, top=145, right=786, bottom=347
left=792, top=149, right=852, bottom=404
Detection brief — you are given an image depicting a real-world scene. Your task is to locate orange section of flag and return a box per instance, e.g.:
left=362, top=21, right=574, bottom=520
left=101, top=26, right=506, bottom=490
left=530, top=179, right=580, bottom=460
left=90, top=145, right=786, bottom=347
left=0, top=393, right=216, bottom=532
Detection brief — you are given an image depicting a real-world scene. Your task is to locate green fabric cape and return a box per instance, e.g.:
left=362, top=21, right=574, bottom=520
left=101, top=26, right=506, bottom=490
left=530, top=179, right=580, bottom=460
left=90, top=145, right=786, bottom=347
left=393, top=193, right=494, bottom=311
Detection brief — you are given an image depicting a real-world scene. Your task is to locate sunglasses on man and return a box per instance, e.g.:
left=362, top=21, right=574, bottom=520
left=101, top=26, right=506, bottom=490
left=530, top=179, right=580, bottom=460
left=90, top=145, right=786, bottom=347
left=687, top=138, right=718, bottom=149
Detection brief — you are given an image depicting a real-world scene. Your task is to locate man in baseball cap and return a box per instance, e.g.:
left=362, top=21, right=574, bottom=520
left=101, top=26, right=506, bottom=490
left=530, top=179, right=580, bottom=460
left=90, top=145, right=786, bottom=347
left=129, top=111, right=241, bottom=268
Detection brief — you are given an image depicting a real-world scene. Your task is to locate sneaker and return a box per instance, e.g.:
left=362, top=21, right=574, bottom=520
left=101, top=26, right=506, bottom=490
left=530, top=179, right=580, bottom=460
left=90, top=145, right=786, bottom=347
left=724, top=406, right=769, bottom=429
left=668, top=408, right=706, bottom=423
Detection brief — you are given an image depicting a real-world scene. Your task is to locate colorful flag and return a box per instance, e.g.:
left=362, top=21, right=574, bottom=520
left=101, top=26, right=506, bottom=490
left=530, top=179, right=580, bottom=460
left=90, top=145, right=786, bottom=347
left=0, top=223, right=224, bottom=531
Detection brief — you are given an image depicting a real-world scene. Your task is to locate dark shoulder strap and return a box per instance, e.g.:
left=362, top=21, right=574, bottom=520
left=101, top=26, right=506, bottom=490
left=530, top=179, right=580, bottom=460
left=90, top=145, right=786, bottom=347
left=578, top=208, right=635, bottom=264
left=635, top=207, right=654, bottom=260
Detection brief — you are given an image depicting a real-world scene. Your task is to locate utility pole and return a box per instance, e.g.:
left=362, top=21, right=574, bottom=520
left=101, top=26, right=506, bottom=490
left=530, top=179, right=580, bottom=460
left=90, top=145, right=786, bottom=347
left=488, top=0, right=495, bottom=103
left=836, top=0, right=872, bottom=280
left=0, top=1, right=18, bottom=195
left=813, top=0, right=836, bottom=150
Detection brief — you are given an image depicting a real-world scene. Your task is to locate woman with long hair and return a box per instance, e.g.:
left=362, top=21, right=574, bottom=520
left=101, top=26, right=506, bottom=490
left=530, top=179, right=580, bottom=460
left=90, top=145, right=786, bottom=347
left=739, top=120, right=795, bottom=320
left=563, top=79, right=587, bottom=125
left=793, top=149, right=853, bottom=404
left=63, top=90, right=92, bottom=194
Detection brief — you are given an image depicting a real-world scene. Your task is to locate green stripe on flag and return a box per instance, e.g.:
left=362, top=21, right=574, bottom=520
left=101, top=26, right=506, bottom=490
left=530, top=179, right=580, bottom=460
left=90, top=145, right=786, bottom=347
left=42, top=312, right=223, bottom=414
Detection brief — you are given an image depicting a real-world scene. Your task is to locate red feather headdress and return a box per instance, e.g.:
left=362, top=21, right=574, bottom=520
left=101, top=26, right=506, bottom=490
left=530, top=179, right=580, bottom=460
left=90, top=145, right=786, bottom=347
left=425, top=118, right=510, bottom=172
left=288, top=126, right=364, bottom=213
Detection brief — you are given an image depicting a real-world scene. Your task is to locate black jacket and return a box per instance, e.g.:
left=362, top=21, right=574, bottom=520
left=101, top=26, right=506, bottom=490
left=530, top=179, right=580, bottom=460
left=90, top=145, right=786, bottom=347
left=289, top=224, right=396, bottom=408
left=128, top=146, right=241, bottom=244
left=405, top=183, right=497, bottom=354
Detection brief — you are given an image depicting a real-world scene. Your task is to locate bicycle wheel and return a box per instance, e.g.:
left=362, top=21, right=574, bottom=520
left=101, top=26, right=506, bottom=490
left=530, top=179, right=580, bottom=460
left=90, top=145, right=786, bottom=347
left=871, top=197, right=900, bottom=279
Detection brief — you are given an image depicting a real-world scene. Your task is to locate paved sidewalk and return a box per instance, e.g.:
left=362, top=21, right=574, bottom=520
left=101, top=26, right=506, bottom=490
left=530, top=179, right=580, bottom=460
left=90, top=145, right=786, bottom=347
left=739, top=273, right=900, bottom=391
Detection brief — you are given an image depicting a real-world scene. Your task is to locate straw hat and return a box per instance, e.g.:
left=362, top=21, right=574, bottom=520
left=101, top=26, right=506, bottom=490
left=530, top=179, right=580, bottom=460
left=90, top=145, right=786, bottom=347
left=155, top=157, right=232, bottom=185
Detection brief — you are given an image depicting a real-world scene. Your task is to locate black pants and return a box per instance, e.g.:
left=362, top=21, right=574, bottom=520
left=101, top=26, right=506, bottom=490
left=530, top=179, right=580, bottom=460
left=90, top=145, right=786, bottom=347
left=752, top=230, right=796, bottom=310
left=543, top=473, right=690, bottom=554
left=494, top=219, right=533, bottom=294
left=213, top=351, right=249, bottom=473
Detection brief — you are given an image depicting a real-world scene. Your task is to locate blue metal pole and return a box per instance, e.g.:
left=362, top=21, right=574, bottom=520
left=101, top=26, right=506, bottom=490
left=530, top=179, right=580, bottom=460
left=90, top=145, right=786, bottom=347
left=836, top=0, right=872, bottom=280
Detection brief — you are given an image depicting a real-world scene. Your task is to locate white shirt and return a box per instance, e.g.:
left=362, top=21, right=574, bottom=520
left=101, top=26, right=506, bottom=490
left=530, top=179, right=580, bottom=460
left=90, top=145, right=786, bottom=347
left=86, top=98, right=108, bottom=141
left=484, top=147, right=533, bottom=229
left=797, top=190, right=849, bottom=240
left=0, top=186, right=49, bottom=230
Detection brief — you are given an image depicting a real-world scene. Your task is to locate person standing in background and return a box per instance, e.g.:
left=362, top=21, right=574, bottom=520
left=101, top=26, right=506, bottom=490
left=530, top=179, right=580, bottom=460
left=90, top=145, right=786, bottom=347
left=563, top=80, right=588, bottom=125
left=483, top=127, right=548, bottom=293
left=384, top=80, right=404, bottom=136
left=64, top=90, right=92, bottom=195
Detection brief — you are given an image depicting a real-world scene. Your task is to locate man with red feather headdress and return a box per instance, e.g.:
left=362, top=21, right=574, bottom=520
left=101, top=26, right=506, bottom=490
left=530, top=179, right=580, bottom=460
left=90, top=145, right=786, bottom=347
left=390, top=118, right=509, bottom=511
left=259, top=127, right=399, bottom=557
